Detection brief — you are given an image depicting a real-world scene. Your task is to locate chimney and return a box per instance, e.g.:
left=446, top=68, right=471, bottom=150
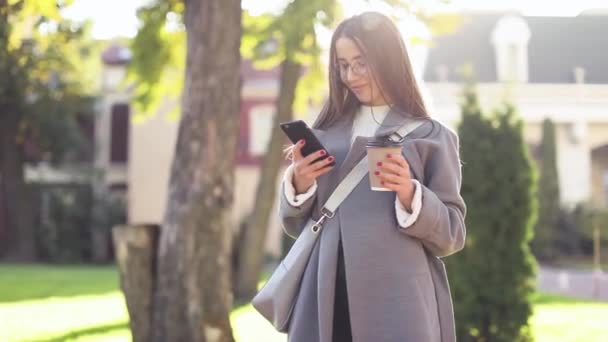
left=574, top=66, right=586, bottom=84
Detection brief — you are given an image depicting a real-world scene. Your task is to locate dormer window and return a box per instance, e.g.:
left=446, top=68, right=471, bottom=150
left=491, top=15, right=531, bottom=83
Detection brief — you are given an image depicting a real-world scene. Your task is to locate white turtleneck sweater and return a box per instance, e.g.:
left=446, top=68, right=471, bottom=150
left=282, top=104, right=422, bottom=228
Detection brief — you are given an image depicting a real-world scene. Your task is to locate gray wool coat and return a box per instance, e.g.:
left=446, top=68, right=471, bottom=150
left=278, top=109, right=467, bottom=342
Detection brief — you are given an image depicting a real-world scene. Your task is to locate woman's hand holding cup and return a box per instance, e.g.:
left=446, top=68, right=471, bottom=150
left=291, top=139, right=335, bottom=194
left=374, top=153, right=415, bottom=211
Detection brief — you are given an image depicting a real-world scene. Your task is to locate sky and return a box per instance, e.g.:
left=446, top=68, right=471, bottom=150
left=62, top=0, right=608, bottom=39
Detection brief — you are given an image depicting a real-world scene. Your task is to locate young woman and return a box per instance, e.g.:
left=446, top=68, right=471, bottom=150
left=279, top=12, right=466, bottom=342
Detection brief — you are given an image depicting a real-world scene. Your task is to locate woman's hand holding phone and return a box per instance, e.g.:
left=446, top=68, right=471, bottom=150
left=291, top=139, right=335, bottom=194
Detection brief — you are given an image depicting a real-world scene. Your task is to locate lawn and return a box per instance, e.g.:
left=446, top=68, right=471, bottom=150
left=0, top=264, right=606, bottom=342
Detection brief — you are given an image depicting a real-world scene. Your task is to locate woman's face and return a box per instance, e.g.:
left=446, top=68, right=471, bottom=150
left=335, top=37, right=387, bottom=106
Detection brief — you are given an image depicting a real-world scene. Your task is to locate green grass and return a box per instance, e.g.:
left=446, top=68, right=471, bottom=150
left=1, top=264, right=607, bottom=342
left=0, top=264, right=130, bottom=342
left=530, top=293, right=608, bottom=342
left=0, top=264, right=285, bottom=342
left=0, top=264, right=120, bottom=303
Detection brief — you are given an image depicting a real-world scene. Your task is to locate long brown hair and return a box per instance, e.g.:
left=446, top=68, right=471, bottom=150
left=313, top=12, right=430, bottom=130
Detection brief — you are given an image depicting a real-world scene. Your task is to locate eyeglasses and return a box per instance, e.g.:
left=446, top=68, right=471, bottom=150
left=336, top=59, right=368, bottom=80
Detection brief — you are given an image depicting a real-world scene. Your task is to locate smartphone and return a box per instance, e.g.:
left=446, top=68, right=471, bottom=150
left=280, top=120, right=335, bottom=166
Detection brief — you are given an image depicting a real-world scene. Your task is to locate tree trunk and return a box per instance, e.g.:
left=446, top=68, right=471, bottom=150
left=150, top=0, right=241, bottom=341
left=0, top=2, right=36, bottom=261
left=0, top=113, right=36, bottom=261
left=112, top=225, right=159, bottom=342
left=235, top=60, right=302, bottom=300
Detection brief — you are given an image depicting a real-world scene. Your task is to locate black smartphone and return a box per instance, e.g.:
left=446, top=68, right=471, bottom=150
left=280, top=120, right=335, bottom=166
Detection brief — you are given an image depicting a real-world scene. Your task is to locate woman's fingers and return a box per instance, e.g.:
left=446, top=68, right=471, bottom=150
left=374, top=171, right=403, bottom=184
left=375, top=159, right=410, bottom=179
left=301, top=149, right=328, bottom=166
left=292, top=139, right=306, bottom=161
left=302, top=154, right=335, bottom=174
left=386, top=153, right=409, bottom=169
left=378, top=180, right=399, bottom=191
left=309, top=163, right=335, bottom=179
left=293, top=147, right=334, bottom=182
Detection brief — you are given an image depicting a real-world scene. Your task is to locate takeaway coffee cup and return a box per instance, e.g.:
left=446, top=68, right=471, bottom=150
left=366, top=137, right=403, bottom=191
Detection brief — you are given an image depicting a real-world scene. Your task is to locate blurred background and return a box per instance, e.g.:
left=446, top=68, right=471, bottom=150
left=1, top=0, right=607, bottom=341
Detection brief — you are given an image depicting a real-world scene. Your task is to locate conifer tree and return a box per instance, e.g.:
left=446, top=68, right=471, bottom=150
left=532, top=118, right=560, bottom=260
left=446, top=80, right=538, bottom=342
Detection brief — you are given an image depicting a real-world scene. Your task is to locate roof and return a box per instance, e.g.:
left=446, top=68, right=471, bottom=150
left=423, top=12, right=608, bottom=84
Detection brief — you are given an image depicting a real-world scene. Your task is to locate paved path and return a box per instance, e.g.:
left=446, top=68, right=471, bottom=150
left=538, top=266, right=608, bottom=301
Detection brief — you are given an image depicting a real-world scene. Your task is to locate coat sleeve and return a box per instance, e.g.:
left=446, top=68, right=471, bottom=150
left=283, top=164, right=318, bottom=206
left=399, top=126, right=467, bottom=258
left=278, top=165, right=317, bottom=239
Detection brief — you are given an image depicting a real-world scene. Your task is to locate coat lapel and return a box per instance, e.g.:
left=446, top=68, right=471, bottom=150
left=312, top=115, right=352, bottom=213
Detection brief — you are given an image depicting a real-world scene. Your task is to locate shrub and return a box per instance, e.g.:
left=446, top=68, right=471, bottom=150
left=446, top=81, right=538, bottom=342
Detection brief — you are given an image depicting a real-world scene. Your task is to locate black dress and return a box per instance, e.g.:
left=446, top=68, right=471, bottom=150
left=332, top=236, right=353, bottom=342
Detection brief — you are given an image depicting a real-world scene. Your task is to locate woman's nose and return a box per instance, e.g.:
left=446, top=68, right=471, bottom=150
left=345, top=68, right=359, bottom=83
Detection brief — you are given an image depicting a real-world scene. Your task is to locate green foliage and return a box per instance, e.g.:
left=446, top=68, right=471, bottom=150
left=129, top=1, right=340, bottom=120
left=30, top=184, right=126, bottom=263
left=532, top=118, right=562, bottom=260
left=1, top=0, right=98, bottom=163
left=128, top=0, right=185, bottom=115
left=242, top=0, right=338, bottom=63
left=293, top=58, right=326, bottom=114
left=446, top=80, right=538, bottom=342
left=551, top=205, right=588, bottom=256
left=243, top=0, right=339, bottom=114
left=91, top=190, right=127, bottom=232
left=580, top=208, right=608, bottom=239
left=530, top=120, right=606, bottom=261
left=33, top=184, right=93, bottom=263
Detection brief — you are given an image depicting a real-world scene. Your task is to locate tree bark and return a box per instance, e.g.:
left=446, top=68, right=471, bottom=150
left=0, top=4, right=36, bottom=260
left=235, top=60, right=302, bottom=300
left=0, top=110, right=36, bottom=261
left=112, top=225, right=159, bottom=342
left=150, top=0, right=241, bottom=341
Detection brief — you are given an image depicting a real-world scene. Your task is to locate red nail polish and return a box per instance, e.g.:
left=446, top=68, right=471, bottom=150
left=320, top=150, right=326, bottom=156
left=377, top=162, right=382, bottom=166
left=299, top=140, right=305, bottom=145
left=328, top=156, right=334, bottom=162
left=387, top=154, right=392, bottom=158
left=374, top=171, right=380, bottom=175
left=381, top=181, right=385, bottom=185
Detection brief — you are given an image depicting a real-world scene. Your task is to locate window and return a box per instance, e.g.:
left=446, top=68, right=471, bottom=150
left=110, top=103, right=130, bottom=163
left=491, top=15, right=530, bottom=83
left=248, top=104, right=275, bottom=157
